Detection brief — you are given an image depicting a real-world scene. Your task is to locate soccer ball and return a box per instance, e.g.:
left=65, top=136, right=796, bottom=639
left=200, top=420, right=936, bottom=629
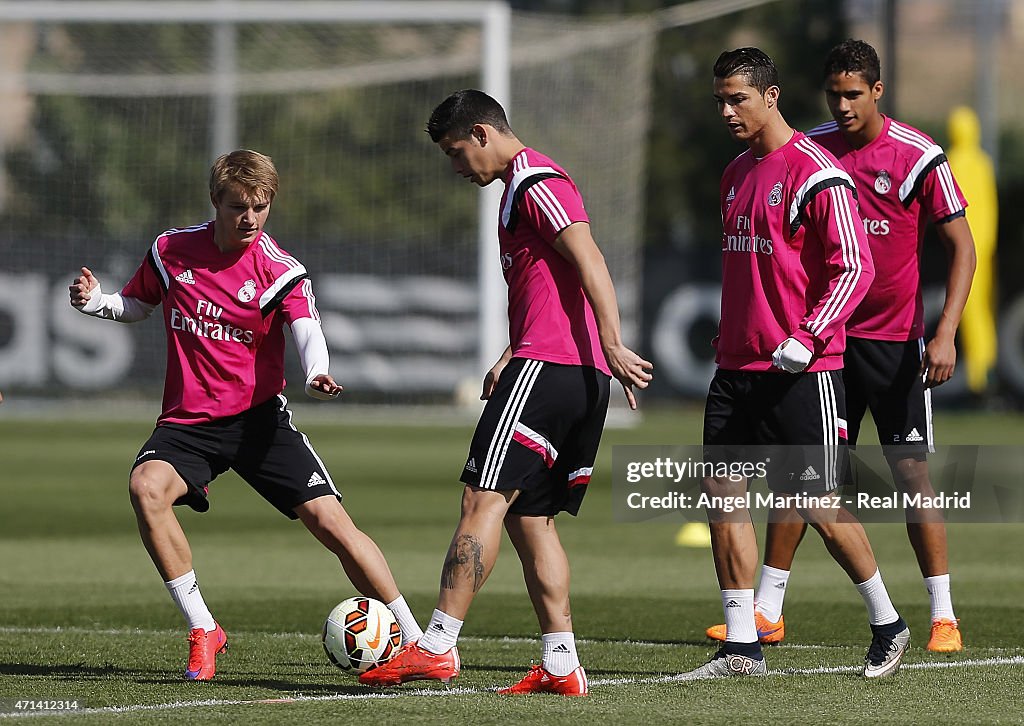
left=321, top=596, right=402, bottom=674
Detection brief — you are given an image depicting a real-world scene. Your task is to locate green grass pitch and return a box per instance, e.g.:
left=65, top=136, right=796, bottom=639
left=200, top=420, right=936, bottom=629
left=1, top=406, right=1022, bottom=724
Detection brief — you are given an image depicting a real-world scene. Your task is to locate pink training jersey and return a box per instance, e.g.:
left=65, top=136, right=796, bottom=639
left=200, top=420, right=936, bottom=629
left=716, top=131, right=875, bottom=372
left=121, top=221, right=319, bottom=424
left=808, top=116, right=967, bottom=341
left=498, top=148, right=611, bottom=376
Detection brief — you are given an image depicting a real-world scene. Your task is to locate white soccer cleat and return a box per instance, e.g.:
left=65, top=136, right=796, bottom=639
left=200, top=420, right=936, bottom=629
left=676, top=647, right=767, bottom=681
left=863, top=618, right=911, bottom=678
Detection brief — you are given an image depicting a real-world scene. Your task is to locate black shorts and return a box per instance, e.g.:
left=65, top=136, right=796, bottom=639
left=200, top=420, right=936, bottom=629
left=460, top=357, right=610, bottom=517
left=844, top=336, right=932, bottom=454
left=702, top=369, right=848, bottom=493
left=132, top=395, right=340, bottom=519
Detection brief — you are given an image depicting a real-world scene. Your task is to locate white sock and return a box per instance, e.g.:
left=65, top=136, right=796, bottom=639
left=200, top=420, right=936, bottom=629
left=165, top=570, right=216, bottom=632
left=754, top=565, right=789, bottom=623
left=924, top=574, right=956, bottom=621
left=722, top=589, right=757, bottom=644
left=386, top=595, right=424, bottom=645
left=541, top=632, right=580, bottom=677
left=855, top=569, right=900, bottom=626
left=418, top=609, right=462, bottom=654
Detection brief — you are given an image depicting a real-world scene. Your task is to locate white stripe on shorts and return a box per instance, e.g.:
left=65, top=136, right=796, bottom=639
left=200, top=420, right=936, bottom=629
left=275, top=394, right=341, bottom=498
left=917, top=338, right=936, bottom=452
left=479, top=359, right=544, bottom=490
left=816, top=372, right=839, bottom=491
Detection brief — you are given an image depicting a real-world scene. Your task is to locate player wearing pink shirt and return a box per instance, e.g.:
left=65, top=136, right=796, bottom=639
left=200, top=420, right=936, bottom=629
left=712, top=40, right=975, bottom=655
left=70, top=150, right=422, bottom=681
left=685, top=48, right=909, bottom=682
left=360, top=90, right=652, bottom=694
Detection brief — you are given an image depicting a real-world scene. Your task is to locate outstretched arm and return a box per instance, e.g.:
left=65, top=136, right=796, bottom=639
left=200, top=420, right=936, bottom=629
left=290, top=317, right=342, bottom=400
left=69, top=266, right=155, bottom=322
left=552, top=222, right=653, bottom=409
left=924, top=215, right=977, bottom=387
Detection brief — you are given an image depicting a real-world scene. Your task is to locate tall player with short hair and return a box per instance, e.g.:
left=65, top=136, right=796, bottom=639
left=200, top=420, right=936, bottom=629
left=359, top=89, right=652, bottom=695
left=70, top=149, right=423, bottom=681
left=706, top=39, right=975, bottom=654
left=685, top=47, right=909, bottom=680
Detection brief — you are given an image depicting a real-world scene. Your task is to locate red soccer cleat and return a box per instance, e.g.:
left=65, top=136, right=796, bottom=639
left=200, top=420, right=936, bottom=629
left=185, top=622, right=228, bottom=681
left=358, top=643, right=460, bottom=686
left=498, top=664, right=588, bottom=696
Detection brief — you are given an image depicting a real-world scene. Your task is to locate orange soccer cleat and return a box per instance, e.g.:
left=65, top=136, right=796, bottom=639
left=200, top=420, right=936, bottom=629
left=185, top=622, right=228, bottom=681
left=705, top=611, right=785, bottom=644
left=358, top=643, right=460, bottom=686
left=498, top=664, right=589, bottom=696
left=927, top=618, right=962, bottom=652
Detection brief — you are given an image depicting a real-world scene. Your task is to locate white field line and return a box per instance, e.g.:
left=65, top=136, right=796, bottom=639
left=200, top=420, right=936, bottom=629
left=1, top=626, right=1022, bottom=719
left=592, top=655, right=1024, bottom=686
left=2, top=657, right=1022, bottom=720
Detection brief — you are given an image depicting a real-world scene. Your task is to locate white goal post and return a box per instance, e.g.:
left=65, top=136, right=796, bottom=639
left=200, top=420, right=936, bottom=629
left=0, top=0, right=661, bottom=408
left=0, top=0, right=511, bottom=384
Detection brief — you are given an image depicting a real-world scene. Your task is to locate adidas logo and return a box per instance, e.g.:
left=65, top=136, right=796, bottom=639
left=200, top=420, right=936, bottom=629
left=431, top=623, right=445, bottom=632
left=175, top=269, right=195, bottom=285
left=307, top=472, right=327, bottom=488
left=464, top=457, right=478, bottom=474
left=188, top=580, right=199, bottom=594
left=726, top=186, right=736, bottom=205
left=905, top=428, right=923, bottom=442
left=725, top=599, right=741, bottom=608
left=774, top=581, right=786, bottom=589
left=552, top=644, right=571, bottom=653
left=799, top=466, right=820, bottom=481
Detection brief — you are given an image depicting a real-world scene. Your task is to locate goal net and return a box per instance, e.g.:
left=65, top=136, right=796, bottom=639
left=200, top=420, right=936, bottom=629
left=0, top=3, right=653, bottom=411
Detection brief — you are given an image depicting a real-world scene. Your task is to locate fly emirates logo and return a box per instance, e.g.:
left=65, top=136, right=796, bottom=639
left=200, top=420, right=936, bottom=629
left=169, top=299, right=255, bottom=345
left=722, top=214, right=773, bottom=255
left=863, top=218, right=890, bottom=236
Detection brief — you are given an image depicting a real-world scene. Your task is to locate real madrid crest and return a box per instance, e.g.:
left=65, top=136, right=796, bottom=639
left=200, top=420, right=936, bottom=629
left=873, top=169, right=891, bottom=194
left=767, top=181, right=783, bottom=207
left=237, top=279, right=257, bottom=303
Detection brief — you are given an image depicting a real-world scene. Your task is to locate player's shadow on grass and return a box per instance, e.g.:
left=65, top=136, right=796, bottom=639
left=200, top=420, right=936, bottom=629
left=582, top=636, right=713, bottom=647
left=469, top=664, right=665, bottom=677
left=0, top=662, right=152, bottom=678
left=133, top=674, right=370, bottom=693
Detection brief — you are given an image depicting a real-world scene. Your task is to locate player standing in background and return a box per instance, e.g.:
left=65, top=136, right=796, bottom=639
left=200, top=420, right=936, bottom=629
left=69, top=150, right=422, bottom=681
left=359, top=89, right=652, bottom=695
left=687, top=47, right=909, bottom=680
left=706, top=39, right=975, bottom=654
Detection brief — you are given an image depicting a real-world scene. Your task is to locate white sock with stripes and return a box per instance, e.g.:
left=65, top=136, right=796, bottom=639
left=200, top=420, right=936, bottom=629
left=541, top=632, right=580, bottom=677
left=165, top=570, right=216, bottom=632
left=855, top=569, right=900, bottom=625
left=722, top=589, right=758, bottom=644
left=924, top=574, right=956, bottom=621
left=418, top=609, right=462, bottom=654
left=386, top=595, right=424, bottom=645
left=754, top=565, right=790, bottom=623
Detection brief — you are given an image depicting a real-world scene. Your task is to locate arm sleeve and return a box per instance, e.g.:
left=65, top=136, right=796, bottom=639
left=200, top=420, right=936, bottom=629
left=919, top=157, right=968, bottom=223
left=290, top=317, right=330, bottom=382
left=791, top=180, right=875, bottom=354
left=78, top=282, right=156, bottom=323
left=515, top=176, right=589, bottom=243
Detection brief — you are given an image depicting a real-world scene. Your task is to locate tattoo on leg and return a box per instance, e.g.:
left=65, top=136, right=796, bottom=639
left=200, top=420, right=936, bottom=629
left=440, top=534, right=485, bottom=592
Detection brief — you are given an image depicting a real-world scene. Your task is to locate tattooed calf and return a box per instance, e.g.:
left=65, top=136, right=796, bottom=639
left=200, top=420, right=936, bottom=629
left=440, top=534, right=485, bottom=592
